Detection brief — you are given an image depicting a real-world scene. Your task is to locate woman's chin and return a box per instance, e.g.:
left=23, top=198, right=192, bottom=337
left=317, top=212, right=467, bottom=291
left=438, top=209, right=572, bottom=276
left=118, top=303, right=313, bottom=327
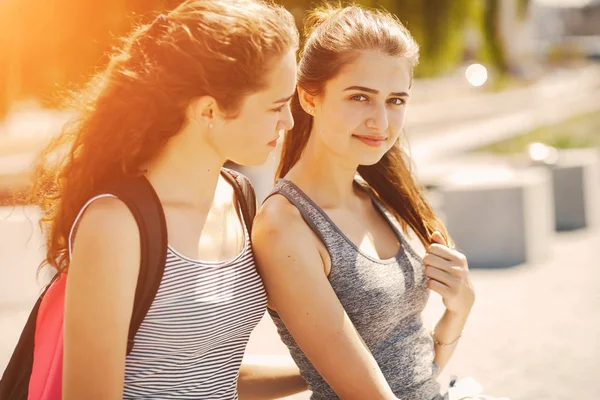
left=357, top=153, right=387, bottom=167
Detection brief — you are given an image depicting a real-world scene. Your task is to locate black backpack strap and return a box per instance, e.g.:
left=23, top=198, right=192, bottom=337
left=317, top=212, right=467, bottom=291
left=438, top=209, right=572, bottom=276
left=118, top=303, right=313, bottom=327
left=98, top=175, right=168, bottom=355
left=0, top=284, right=51, bottom=400
left=221, top=168, right=257, bottom=233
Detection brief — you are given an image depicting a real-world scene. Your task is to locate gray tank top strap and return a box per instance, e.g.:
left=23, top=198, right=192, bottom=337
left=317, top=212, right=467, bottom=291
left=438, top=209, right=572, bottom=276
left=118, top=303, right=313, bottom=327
left=265, top=179, right=343, bottom=253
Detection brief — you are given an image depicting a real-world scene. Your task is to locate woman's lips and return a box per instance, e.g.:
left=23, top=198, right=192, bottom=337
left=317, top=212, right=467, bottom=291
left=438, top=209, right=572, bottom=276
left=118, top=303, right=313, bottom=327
left=353, top=134, right=387, bottom=147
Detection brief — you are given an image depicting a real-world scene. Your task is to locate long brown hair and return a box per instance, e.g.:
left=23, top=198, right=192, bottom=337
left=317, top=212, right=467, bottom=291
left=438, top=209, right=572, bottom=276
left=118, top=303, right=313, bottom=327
left=277, top=4, right=451, bottom=247
left=32, top=0, right=298, bottom=274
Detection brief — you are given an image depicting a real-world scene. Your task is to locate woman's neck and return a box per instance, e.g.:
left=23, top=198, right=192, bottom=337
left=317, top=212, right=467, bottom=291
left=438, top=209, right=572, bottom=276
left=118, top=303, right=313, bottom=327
left=286, top=135, right=359, bottom=208
left=144, top=125, right=225, bottom=210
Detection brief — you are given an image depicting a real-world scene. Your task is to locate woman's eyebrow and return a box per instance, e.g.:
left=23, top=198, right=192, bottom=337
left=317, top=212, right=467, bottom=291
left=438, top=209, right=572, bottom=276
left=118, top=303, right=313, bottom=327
left=343, top=85, right=409, bottom=97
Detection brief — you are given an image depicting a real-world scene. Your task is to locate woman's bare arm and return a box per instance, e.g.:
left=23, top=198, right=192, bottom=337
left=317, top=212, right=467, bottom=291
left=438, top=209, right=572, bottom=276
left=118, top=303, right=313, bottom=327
left=238, top=358, right=307, bottom=399
left=63, top=198, right=140, bottom=400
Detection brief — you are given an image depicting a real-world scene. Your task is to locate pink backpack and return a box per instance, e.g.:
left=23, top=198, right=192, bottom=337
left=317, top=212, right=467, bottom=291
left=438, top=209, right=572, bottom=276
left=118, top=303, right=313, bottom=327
left=28, top=273, right=67, bottom=399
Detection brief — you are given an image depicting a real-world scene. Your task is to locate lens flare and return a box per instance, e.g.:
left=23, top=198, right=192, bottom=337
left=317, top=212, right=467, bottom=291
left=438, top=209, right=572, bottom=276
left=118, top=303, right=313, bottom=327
left=465, top=64, right=488, bottom=87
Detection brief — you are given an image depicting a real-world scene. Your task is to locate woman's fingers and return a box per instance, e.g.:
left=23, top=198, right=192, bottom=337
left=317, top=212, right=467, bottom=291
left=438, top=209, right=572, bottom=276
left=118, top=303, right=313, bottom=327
left=425, top=265, right=457, bottom=287
left=425, top=233, right=475, bottom=314
left=430, top=231, right=446, bottom=246
left=426, top=244, right=468, bottom=268
left=423, top=253, right=453, bottom=270
left=426, top=278, right=451, bottom=297
left=423, top=253, right=467, bottom=278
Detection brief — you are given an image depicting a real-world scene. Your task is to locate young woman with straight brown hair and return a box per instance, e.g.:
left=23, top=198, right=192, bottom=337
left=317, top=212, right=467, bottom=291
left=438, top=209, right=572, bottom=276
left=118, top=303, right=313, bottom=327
left=253, top=5, right=475, bottom=400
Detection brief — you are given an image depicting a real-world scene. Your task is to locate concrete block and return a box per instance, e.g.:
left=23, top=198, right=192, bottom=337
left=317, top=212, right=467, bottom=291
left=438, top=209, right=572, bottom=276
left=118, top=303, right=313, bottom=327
left=548, top=148, right=600, bottom=231
left=440, top=166, right=554, bottom=268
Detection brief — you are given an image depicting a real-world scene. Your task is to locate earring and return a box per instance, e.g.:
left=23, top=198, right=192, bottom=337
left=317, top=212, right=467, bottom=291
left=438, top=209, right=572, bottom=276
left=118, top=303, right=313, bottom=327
left=307, top=109, right=313, bottom=115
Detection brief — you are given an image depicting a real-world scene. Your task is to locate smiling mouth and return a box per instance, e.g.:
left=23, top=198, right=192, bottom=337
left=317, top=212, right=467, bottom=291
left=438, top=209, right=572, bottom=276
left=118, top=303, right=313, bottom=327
left=267, top=138, right=279, bottom=147
left=352, top=134, right=387, bottom=147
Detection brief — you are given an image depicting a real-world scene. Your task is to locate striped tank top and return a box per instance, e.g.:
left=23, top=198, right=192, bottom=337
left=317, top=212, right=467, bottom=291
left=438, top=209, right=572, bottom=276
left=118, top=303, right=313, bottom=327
left=267, top=179, right=441, bottom=400
left=69, top=193, right=267, bottom=399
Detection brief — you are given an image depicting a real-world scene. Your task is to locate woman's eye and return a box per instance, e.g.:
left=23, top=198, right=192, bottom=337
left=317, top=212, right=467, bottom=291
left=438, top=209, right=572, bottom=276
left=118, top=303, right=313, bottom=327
left=388, top=98, right=406, bottom=105
left=272, top=105, right=284, bottom=112
left=351, top=94, right=368, bottom=102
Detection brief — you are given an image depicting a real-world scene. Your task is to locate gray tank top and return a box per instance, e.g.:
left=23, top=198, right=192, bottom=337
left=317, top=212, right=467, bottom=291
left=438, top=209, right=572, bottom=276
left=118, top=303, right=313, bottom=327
left=267, top=178, right=441, bottom=400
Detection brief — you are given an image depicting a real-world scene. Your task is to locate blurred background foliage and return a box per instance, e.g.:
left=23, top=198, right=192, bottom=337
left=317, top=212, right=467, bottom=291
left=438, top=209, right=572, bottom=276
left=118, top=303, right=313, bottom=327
left=0, top=0, right=531, bottom=116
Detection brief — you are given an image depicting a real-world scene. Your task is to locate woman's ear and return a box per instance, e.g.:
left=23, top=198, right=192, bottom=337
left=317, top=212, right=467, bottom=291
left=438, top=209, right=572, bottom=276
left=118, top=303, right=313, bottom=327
left=297, top=86, right=317, bottom=115
left=187, top=96, right=218, bottom=127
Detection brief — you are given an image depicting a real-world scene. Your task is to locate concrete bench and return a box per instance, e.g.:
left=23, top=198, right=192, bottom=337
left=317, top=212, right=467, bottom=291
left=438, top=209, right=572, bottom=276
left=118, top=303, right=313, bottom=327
left=439, top=166, right=554, bottom=268
left=546, top=148, right=600, bottom=231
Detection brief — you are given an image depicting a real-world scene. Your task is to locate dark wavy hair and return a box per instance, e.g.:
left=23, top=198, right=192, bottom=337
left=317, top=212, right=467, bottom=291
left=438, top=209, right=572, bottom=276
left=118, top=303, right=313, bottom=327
left=31, top=0, right=299, bottom=274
